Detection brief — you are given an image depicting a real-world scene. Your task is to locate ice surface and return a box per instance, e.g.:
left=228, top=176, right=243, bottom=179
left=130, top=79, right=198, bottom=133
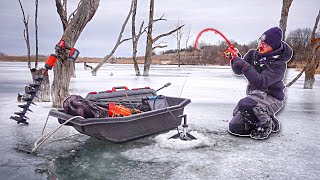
left=0, top=62, right=319, bottom=180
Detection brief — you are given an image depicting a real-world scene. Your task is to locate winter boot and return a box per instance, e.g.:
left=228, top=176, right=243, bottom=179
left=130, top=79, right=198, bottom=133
left=250, top=121, right=272, bottom=140
left=240, top=110, right=258, bottom=125
left=270, top=115, right=280, bottom=133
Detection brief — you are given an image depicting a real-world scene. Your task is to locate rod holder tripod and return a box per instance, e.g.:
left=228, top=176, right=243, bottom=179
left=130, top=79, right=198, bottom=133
left=170, top=114, right=196, bottom=141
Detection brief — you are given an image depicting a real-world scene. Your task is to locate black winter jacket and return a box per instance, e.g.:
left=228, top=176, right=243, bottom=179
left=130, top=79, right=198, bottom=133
left=231, top=42, right=293, bottom=101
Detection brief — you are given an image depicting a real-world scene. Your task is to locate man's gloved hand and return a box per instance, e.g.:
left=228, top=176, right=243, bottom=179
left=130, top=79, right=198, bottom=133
left=232, top=57, right=248, bottom=68
left=230, top=47, right=239, bottom=57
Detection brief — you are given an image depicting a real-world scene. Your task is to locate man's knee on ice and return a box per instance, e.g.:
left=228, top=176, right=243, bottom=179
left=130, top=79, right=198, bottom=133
left=229, top=112, right=254, bottom=135
left=237, top=98, right=258, bottom=124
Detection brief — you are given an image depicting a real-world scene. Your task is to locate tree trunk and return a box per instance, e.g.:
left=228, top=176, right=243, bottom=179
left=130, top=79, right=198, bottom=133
left=31, top=68, right=50, bottom=102
left=35, top=0, right=39, bottom=69
left=132, top=0, right=141, bottom=76
left=177, top=40, right=181, bottom=67
left=304, top=62, right=316, bottom=89
left=52, top=59, right=72, bottom=107
left=55, top=0, right=68, bottom=31
left=279, top=0, right=293, bottom=39
left=303, top=10, right=320, bottom=89
left=71, top=61, right=76, bottom=78
left=132, top=45, right=141, bottom=76
left=143, top=0, right=154, bottom=76
left=286, top=10, right=320, bottom=88
left=174, top=20, right=183, bottom=67
left=52, top=0, right=99, bottom=107
left=18, top=0, right=31, bottom=69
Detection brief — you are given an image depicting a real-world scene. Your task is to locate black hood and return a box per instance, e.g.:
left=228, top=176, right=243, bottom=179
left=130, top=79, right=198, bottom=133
left=258, top=42, right=293, bottom=62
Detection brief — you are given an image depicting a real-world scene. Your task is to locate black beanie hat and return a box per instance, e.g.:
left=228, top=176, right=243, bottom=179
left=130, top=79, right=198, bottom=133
left=260, top=27, right=283, bottom=50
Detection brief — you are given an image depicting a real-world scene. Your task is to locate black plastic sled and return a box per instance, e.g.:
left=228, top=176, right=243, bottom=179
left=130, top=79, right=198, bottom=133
left=48, top=87, right=191, bottom=143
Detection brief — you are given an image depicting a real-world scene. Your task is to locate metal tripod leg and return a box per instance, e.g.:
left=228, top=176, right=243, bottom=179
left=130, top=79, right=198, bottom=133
left=170, top=114, right=196, bottom=141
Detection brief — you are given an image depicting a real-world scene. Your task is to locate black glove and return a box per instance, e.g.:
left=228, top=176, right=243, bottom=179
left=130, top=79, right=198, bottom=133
left=232, top=57, right=248, bottom=68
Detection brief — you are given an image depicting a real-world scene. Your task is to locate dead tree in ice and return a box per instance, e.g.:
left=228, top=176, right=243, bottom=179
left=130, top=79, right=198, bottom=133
left=91, top=0, right=136, bottom=76
left=131, top=0, right=144, bottom=76
left=173, top=19, right=184, bottom=67
left=279, top=0, right=293, bottom=39
left=18, top=0, right=50, bottom=101
left=52, top=0, right=100, bottom=107
left=286, top=10, right=320, bottom=89
left=91, top=0, right=149, bottom=76
left=18, top=0, right=31, bottom=69
left=143, top=0, right=184, bottom=76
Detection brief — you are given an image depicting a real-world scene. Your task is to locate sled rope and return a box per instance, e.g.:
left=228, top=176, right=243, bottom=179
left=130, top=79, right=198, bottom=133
left=32, top=111, right=84, bottom=153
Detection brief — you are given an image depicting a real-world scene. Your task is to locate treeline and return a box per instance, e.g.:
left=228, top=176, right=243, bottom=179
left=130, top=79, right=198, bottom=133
left=0, top=52, right=7, bottom=56
left=160, top=28, right=320, bottom=66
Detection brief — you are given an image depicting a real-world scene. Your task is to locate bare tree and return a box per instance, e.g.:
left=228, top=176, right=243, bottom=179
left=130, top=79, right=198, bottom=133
left=52, top=0, right=100, bottom=107
left=185, top=25, right=192, bottom=49
left=286, top=10, right=320, bottom=88
left=279, top=0, right=293, bottom=39
left=143, top=0, right=184, bottom=76
left=131, top=0, right=143, bottom=76
left=56, top=0, right=81, bottom=78
left=286, top=28, right=312, bottom=64
left=174, top=19, right=184, bottom=67
left=34, top=0, right=39, bottom=69
left=33, top=0, right=50, bottom=102
left=91, top=1, right=134, bottom=76
left=91, top=0, right=148, bottom=76
left=18, top=0, right=50, bottom=102
left=56, top=0, right=68, bottom=30
left=304, top=10, right=320, bottom=89
left=18, top=0, right=31, bottom=69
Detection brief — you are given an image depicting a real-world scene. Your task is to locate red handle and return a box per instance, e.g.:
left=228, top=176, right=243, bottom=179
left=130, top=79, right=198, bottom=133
left=111, top=86, right=129, bottom=92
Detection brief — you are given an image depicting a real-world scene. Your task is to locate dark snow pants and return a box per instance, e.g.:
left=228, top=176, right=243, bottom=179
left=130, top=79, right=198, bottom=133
left=229, top=90, right=283, bottom=135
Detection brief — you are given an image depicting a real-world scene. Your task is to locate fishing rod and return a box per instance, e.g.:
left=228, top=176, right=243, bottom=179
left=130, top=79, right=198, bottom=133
left=194, top=28, right=238, bottom=60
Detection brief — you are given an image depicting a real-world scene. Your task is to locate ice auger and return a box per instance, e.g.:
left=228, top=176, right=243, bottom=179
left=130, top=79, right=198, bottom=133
left=10, top=40, right=79, bottom=125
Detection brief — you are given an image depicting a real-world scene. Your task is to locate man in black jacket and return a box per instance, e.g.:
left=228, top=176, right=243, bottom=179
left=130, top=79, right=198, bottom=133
left=228, top=27, right=293, bottom=139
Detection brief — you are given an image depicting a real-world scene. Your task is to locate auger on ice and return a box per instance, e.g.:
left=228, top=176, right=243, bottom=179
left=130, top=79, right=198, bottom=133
left=10, top=40, right=80, bottom=125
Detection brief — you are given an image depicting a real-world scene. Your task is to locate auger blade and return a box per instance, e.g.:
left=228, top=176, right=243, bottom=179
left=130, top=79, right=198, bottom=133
left=10, top=116, right=22, bottom=121
left=25, top=90, right=38, bottom=95
left=19, top=121, right=29, bottom=125
left=23, top=115, right=30, bottom=120
left=22, top=97, right=33, bottom=102
left=34, top=77, right=44, bottom=82
left=10, top=116, right=29, bottom=124
left=29, top=84, right=40, bottom=88
left=18, top=104, right=29, bottom=108
left=14, top=112, right=25, bottom=116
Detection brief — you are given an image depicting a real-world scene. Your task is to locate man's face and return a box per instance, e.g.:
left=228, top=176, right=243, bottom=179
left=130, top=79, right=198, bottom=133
left=258, top=40, right=273, bottom=54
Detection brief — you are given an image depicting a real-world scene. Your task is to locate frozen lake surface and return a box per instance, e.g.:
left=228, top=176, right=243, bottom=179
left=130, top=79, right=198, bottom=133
left=0, top=62, right=319, bottom=180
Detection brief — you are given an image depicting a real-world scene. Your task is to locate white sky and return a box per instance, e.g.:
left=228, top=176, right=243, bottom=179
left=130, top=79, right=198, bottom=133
left=0, top=0, right=319, bottom=57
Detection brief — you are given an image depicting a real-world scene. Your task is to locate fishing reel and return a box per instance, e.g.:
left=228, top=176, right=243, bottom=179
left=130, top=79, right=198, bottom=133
left=223, top=46, right=239, bottom=61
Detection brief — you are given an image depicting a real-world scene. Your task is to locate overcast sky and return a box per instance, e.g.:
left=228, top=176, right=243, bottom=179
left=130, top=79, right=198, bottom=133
left=0, top=0, right=319, bottom=57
